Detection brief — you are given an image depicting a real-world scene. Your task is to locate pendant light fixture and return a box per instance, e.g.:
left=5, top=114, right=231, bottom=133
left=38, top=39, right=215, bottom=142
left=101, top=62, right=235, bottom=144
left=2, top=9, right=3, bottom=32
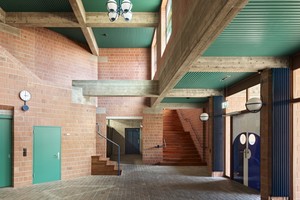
left=106, top=0, right=133, bottom=22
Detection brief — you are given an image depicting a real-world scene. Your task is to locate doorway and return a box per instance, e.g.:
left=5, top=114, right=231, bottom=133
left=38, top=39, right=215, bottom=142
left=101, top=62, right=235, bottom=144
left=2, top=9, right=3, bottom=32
left=125, top=128, right=140, bottom=154
left=33, top=126, right=61, bottom=184
left=232, top=112, right=260, bottom=191
left=0, top=115, right=12, bottom=187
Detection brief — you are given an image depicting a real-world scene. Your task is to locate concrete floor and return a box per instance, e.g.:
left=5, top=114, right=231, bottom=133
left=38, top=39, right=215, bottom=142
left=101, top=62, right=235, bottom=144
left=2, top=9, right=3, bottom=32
left=0, top=155, right=260, bottom=200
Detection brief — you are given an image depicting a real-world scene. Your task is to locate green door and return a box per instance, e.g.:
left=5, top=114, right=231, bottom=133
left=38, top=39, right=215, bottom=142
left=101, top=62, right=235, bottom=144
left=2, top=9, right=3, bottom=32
left=33, top=126, right=61, bottom=184
left=0, top=115, right=12, bottom=187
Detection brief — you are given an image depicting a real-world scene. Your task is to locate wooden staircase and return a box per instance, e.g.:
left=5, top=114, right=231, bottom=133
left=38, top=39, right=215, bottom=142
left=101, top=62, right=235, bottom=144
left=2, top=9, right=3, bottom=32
left=91, top=155, right=121, bottom=175
left=161, top=110, right=206, bottom=166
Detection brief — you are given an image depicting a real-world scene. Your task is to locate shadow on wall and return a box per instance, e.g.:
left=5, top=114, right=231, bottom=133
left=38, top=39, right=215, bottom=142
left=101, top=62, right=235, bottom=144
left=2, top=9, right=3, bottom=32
left=107, top=126, right=125, bottom=157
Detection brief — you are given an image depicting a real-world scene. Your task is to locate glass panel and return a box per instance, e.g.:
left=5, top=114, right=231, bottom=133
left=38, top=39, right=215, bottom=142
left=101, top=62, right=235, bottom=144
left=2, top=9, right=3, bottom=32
left=248, top=84, right=261, bottom=100
left=293, top=103, right=300, bottom=199
left=166, top=0, right=172, bottom=43
left=294, top=68, right=300, bottom=98
left=226, top=90, right=247, bottom=113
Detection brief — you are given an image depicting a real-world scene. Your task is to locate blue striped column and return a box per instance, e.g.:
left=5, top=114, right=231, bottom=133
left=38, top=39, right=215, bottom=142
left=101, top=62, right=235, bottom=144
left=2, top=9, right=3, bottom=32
left=271, top=68, right=290, bottom=197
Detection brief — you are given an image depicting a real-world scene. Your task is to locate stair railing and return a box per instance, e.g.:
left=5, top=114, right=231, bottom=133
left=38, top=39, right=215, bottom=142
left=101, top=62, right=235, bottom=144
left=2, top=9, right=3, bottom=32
left=96, top=123, right=121, bottom=176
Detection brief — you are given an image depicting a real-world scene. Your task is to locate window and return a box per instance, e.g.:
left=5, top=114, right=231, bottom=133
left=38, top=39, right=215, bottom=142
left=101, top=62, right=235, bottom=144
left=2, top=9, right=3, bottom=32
left=151, top=30, right=158, bottom=79
left=247, top=84, right=261, bottom=100
left=161, top=0, right=172, bottom=55
left=294, top=68, right=300, bottom=98
left=293, top=68, right=300, bottom=200
left=226, top=90, right=247, bottom=113
left=166, top=0, right=172, bottom=44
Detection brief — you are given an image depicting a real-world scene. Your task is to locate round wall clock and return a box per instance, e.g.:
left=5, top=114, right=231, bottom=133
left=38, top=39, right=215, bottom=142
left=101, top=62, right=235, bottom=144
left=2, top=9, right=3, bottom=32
left=19, top=90, right=31, bottom=102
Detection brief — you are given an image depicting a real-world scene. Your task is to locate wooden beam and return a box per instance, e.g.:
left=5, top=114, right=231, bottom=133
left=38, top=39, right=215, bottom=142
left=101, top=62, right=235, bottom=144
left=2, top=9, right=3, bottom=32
left=0, top=22, right=20, bottom=37
left=72, top=80, right=159, bottom=97
left=152, top=0, right=249, bottom=107
left=69, top=0, right=99, bottom=56
left=0, top=7, right=6, bottom=23
left=6, top=12, right=79, bottom=27
left=190, top=57, right=289, bottom=72
left=5, top=12, right=158, bottom=28
left=86, top=12, right=158, bottom=27
left=166, top=89, right=222, bottom=97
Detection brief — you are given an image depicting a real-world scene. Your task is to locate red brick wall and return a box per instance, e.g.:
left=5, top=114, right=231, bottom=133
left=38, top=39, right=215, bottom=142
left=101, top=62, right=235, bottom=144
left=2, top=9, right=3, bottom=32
left=142, top=113, right=163, bottom=164
left=96, top=114, right=107, bottom=157
left=177, top=109, right=205, bottom=160
left=0, top=28, right=97, bottom=187
left=98, top=48, right=151, bottom=117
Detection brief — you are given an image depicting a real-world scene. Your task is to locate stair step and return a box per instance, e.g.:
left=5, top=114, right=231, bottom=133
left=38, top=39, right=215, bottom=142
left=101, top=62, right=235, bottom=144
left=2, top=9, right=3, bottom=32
left=91, top=156, right=121, bottom=176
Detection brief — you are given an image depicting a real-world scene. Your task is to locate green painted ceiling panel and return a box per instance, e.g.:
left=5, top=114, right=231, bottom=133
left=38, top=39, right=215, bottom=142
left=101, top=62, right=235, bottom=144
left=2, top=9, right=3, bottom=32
left=82, top=0, right=161, bottom=12
left=1, top=0, right=72, bottom=12
left=175, top=72, right=254, bottom=90
left=161, top=97, right=208, bottom=104
left=93, top=28, right=155, bottom=48
left=204, top=0, right=300, bottom=56
left=48, top=28, right=87, bottom=45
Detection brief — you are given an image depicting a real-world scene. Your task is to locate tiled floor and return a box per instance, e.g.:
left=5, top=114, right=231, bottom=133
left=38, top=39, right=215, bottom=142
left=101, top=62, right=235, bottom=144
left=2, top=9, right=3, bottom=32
left=0, top=155, right=260, bottom=200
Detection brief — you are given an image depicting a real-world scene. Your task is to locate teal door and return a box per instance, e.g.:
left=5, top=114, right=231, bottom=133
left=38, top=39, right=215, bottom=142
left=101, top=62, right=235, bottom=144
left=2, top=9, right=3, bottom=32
left=33, top=126, right=61, bottom=184
left=0, top=115, right=12, bottom=187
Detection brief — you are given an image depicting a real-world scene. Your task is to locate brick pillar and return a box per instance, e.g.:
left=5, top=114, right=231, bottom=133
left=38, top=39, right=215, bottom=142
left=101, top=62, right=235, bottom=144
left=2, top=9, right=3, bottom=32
left=208, top=96, right=224, bottom=177
left=260, top=68, right=291, bottom=200
left=142, top=113, right=163, bottom=164
left=96, top=108, right=107, bottom=157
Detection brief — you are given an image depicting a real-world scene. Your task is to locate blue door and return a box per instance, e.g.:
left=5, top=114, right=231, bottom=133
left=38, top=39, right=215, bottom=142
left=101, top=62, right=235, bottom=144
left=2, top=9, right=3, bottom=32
left=125, top=128, right=140, bottom=154
left=0, top=115, right=12, bottom=187
left=233, top=132, right=260, bottom=191
left=33, top=126, right=61, bottom=184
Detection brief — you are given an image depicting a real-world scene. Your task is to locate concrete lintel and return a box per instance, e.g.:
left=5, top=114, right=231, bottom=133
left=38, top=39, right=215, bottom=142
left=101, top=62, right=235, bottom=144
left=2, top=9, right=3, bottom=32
left=167, top=89, right=222, bottom=97
left=190, top=57, right=289, bottom=72
left=73, top=80, right=159, bottom=97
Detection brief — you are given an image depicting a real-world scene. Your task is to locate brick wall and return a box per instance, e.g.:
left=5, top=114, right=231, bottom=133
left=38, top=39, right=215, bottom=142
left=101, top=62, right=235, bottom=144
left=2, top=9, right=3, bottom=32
left=98, top=48, right=151, bottom=117
left=96, top=114, right=107, bottom=157
left=142, top=114, right=163, bottom=164
left=177, top=109, right=205, bottom=160
left=0, top=28, right=98, bottom=187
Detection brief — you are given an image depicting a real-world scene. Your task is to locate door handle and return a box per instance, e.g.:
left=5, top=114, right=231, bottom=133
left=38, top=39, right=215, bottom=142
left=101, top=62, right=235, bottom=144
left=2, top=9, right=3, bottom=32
left=54, top=152, right=60, bottom=160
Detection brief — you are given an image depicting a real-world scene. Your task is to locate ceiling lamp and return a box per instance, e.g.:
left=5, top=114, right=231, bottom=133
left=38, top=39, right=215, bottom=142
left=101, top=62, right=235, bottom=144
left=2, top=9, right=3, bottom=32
left=245, top=97, right=263, bottom=113
left=200, top=113, right=209, bottom=122
left=107, top=0, right=133, bottom=22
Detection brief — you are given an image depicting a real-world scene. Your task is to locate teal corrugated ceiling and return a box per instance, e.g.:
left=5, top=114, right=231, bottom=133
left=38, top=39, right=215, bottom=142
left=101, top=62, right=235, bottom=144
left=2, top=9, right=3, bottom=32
left=161, top=97, right=208, bottom=104
left=204, top=0, right=300, bottom=56
left=82, top=0, right=161, bottom=12
left=93, top=28, right=155, bottom=48
left=0, top=0, right=72, bottom=12
left=175, top=72, right=253, bottom=90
